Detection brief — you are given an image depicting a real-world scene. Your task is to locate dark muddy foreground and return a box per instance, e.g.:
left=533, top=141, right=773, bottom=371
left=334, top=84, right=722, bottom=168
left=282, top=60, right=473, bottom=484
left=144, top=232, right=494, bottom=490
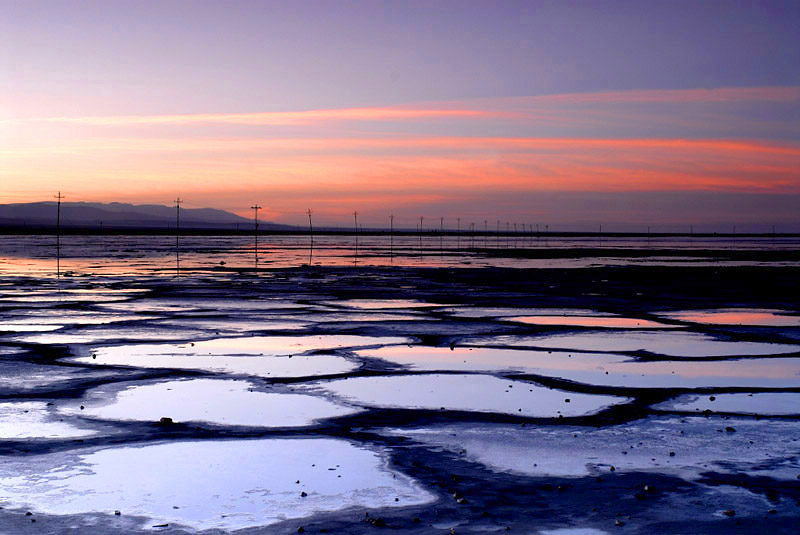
left=0, top=261, right=799, bottom=534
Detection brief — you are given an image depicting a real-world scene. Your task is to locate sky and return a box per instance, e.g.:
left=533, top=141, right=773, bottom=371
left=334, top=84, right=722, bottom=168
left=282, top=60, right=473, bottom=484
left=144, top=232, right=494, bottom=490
left=1, top=0, right=799, bottom=231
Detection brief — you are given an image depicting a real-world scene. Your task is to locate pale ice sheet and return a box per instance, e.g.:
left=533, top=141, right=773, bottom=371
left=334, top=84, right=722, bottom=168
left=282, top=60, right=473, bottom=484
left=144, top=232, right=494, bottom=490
left=357, top=345, right=630, bottom=374
left=96, top=298, right=312, bottom=314
left=386, top=416, right=800, bottom=480
left=653, top=392, right=800, bottom=416
left=0, top=401, right=96, bottom=439
left=16, top=326, right=209, bottom=345
left=659, top=308, right=800, bottom=327
left=0, top=323, right=63, bottom=332
left=153, top=318, right=311, bottom=332
left=310, top=374, right=630, bottom=418
left=0, top=362, right=119, bottom=392
left=0, top=438, right=435, bottom=531
left=0, top=310, right=161, bottom=325
left=468, top=331, right=800, bottom=357
left=62, top=378, right=361, bottom=427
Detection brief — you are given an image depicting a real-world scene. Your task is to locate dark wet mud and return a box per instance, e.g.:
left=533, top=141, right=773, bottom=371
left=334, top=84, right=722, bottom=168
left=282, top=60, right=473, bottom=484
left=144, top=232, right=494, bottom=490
left=1, top=261, right=799, bottom=534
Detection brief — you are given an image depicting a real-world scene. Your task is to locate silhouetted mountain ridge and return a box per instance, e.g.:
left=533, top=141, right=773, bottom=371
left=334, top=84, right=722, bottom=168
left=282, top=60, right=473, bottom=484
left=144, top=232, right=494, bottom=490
left=0, top=202, right=287, bottom=230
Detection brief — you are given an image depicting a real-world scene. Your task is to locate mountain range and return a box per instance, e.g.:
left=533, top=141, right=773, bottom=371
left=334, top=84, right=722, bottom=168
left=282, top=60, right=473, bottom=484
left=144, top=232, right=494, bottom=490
left=0, top=202, right=288, bottom=230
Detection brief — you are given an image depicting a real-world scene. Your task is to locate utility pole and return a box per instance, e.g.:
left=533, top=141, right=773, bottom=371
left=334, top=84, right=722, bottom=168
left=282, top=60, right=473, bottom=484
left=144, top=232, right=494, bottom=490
left=457, top=217, right=461, bottom=250
left=484, top=220, right=488, bottom=248
left=419, top=216, right=424, bottom=250
left=251, top=204, right=262, bottom=266
left=54, top=192, right=64, bottom=277
left=174, top=197, right=183, bottom=274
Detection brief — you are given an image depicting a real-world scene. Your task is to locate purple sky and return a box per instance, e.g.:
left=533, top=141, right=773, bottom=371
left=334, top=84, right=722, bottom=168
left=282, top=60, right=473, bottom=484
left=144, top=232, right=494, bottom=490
left=2, top=1, right=799, bottom=230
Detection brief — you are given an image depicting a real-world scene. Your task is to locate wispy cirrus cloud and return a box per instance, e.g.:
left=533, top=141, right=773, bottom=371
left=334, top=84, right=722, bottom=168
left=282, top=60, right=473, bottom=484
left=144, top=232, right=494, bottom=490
left=6, top=107, right=493, bottom=127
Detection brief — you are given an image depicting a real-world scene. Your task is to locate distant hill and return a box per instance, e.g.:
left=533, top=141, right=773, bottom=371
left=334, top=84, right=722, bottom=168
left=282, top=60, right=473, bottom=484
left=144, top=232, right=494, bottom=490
left=0, top=202, right=289, bottom=230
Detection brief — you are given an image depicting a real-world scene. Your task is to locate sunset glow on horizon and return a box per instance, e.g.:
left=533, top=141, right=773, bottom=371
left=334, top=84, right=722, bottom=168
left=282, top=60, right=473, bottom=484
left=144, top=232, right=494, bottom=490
left=2, top=1, right=799, bottom=230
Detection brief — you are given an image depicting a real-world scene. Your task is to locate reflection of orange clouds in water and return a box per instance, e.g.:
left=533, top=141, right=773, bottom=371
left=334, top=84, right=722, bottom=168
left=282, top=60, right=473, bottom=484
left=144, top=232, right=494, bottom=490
left=508, top=316, right=675, bottom=328
left=607, top=358, right=800, bottom=380
left=666, top=310, right=800, bottom=327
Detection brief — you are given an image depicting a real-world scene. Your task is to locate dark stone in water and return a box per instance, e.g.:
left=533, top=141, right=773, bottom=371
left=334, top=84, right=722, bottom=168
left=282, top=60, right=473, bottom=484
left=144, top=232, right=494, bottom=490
left=725, top=426, right=736, bottom=433
left=300, top=491, right=308, bottom=498
left=722, top=509, right=735, bottom=517
left=159, top=417, right=174, bottom=425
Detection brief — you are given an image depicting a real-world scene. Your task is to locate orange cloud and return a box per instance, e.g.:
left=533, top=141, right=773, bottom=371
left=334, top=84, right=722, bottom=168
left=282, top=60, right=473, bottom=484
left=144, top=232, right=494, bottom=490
left=7, top=107, right=492, bottom=127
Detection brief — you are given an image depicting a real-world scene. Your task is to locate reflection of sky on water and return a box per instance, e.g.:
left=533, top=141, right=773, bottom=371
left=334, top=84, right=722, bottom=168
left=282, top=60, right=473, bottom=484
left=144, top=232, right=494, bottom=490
left=62, top=379, right=361, bottom=427
left=2, top=234, right=799, bottom=276
left=357, top=345, right=630, bottom=374
left=660, top=308, right=800, bottom=326
left=654, top=392, right=800, bottom=415
left=76, top=335, right=410, bottom=377
left=507, top=316, right=676, bottom=328
left=0, top=438, right=434, bottom=531
left=321, top=298, right=449, bottom=309
left=469, top=331, right=800, bottom=357
left=517, top=357, right=800, bottom=389
left=311, top=374, right=630, bottom=417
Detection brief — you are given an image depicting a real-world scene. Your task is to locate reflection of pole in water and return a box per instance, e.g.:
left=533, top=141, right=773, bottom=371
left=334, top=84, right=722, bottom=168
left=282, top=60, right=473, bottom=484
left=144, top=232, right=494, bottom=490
left=470, top=222, right=475, bottom=249
left=251, top=204, right=261, bottom=267
left=174, top=197, right=183, bottom=275
left=439, top=217, right=444, bottom=254
left=389, top=214, right=394, bottom=260
left=353, top=211, right=359, bottom=265
left=54, top=192, right=64, bottom=278
left=306, top=209, right=313, bottom=265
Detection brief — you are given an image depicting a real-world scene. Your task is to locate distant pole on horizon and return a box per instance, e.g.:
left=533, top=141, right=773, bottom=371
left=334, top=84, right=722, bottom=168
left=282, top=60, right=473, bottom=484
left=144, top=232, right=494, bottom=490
left=419, top=216, right=424, bottom=250
left=174, top=197, right=183, bottom=274
left=54, top=192, right=64, bottom=278
left=457, top=217, right=461, bottom=250
left=496, top=220, right=500, bottom=248
left=484, top=220, right=488, bottom=248
left=251, top=204, right=262, bottom=266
